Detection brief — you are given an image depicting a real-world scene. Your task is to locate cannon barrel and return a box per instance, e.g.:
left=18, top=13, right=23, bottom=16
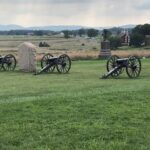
left=34, top=64, right=52, bottom=75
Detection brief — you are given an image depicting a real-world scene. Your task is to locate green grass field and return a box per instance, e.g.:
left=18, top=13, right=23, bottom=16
left=0, top=59, right=150, bottom=150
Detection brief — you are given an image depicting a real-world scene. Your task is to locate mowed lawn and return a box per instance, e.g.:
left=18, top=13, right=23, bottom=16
left=0, top=59, right=150, bottom=150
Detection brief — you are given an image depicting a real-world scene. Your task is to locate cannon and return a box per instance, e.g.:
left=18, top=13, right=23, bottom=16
left=0, top=54, right=16, bottom=71
left=102, top=55, right=141, bottom=79
left=35, top=53, right=71, bottom=75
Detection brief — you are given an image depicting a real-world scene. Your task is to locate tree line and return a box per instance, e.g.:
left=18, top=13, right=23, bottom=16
left=130, top=24, right=150, bottom=47
left=0, top=30, right=55, bottom=36
left=62, top=28, right=99, bottom=38
left=0, top=28, right=99, bottom=37
left=63, top=24, right=150, bottom=48
left=0, top=24, right=149, bottom=48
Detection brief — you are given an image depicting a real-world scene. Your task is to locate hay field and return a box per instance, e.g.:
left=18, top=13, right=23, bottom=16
left=0, top=35, right=150, bottom=60
left=0, top=35, right=100, bottom=52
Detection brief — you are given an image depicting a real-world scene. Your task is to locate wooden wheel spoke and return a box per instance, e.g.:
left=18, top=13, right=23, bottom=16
left=126, top=56, right=141, bottom=78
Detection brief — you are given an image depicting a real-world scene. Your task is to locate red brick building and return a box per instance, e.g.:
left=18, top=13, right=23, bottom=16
left=120, top=30, right=130, bottom=46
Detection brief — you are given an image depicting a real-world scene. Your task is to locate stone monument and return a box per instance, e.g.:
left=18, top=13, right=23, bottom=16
left=18, top=42, right=36, bottom=72
left=99, top=30, right=111, bottom=58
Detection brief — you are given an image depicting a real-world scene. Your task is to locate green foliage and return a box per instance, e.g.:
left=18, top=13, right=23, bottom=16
left=109, top=36, right=122, bottom=50
left=0, top=60, right=150, bottom=149
left=87, top=28, right=99, bottom=38
left=0, top=30, right=53, bottom=36
left=78, top=28, right=86, bottom=37
left=62, top=30, right=71, bottom=39
left=101, top=29, right=121, bottom=50
left=34, top=30, right=44, bottom=36
left=132, top=24, right=150, bottom=35
left=130, top=24, right=150, bottom=47
left=39, top=42, right=50, bottom=47
left=130, top=33, right=145, bottom=47
left=102, top=29, right=112, bottom=40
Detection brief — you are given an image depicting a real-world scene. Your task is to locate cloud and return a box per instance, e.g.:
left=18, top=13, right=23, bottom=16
left=136, top=1, right=150, bottom=10
left=0, top=0, right=149, bottom=26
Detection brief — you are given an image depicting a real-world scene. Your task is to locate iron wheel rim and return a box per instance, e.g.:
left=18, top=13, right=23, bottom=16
left=126, top=56, right=141, bottom=78
left=41, top=53, right=55, bottom=73
left=56, top=54, right=71, bottom=73
left=106, top=55, right=121, bottom=77
left=2, top=54, right=16, bottom=71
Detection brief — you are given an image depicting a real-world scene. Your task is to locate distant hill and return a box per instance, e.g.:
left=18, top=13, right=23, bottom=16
left=27, top=25, right=84, bottom=31
left=0, top=25, right=84, bottom=31
left=119, top=24, right=136, bottom=29
left=96, top=24, right=136, bottom=30
left=0, top=24, right=24, bottom=31
left=0, top=24, right=136, bottom=31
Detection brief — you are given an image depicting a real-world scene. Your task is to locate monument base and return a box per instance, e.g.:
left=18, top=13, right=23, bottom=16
left=99, top=49, right=111, bottom=59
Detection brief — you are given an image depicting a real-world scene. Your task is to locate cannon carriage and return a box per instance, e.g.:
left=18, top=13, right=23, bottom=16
left=102, top=55, right=141, bottom=79
left=35, top=53, right=71, bottom=75
left=0, top=54, right=16, bottom=71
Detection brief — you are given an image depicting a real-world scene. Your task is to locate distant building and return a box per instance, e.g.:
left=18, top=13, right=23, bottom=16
left=59, top=32, right=65, bottom=37
left=27, top=32, right=34, bottom=36
left=145, top=35, right=150, bottom=46
left=120, top=30, right=130, bottom=46
left=53, top=32, right=64, bottom=37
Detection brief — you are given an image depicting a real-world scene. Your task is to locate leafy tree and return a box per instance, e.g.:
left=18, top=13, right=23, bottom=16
left=132, top=24, right=150, bottom=35
left=102, top=29, right=112, bottom=40
left=39, top=42, right=50, bottom=47
left=71, top=30, right=77, bottom=37
left=87, top=29, right=99, bottom=38
left=39, top=42, right=43, bottom=47
left=34, top=30, right=44, bottom=36
left=130, top=33, right=145, bottom=47
left=62, top=30, right=70, bottom=39
left=78, top=28, right=86, bottom=37
left=108, top=36, right=122, bottom=50
left=130, top=24, right=150, bottom=47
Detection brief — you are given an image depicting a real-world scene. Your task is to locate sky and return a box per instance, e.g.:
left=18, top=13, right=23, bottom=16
left=0, top=0, right=149, bottom=27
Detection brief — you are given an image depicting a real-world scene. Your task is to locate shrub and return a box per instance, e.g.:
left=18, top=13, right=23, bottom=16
left=87, top=29, right=99, bottom=38
left=130, top=33, right=145, bottom=47
left=39, top=42, right=50, bottom=47
left=108, top=36, right=121, bottom=50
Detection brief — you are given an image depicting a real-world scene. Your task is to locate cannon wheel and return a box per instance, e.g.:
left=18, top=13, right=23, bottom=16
left=107, top=55, right=123, bottom=77
left=41, top=53, right=55, bottom=72
left=126, top=56, right=141, bottom=78
left=2, top=54, right=16, bottom=71
left=56, top=54, right=71, bottom=73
